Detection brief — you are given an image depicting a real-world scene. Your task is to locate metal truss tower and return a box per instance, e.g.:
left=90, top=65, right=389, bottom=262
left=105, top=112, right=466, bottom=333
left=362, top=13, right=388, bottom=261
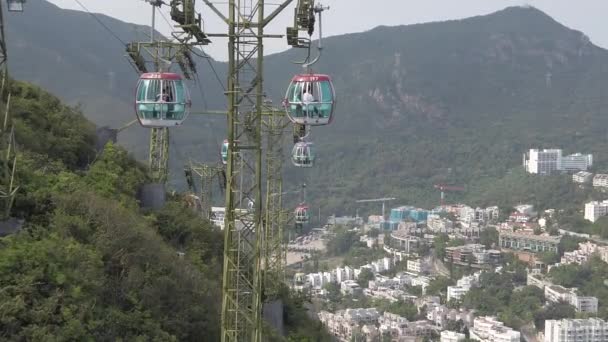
left=262, top=105, right=289, bottom=304
left=203, top=0, right=295, bottom=340
left=184, top=161, right=225, bottom=218
left=0, top=1, right=25, bottom=221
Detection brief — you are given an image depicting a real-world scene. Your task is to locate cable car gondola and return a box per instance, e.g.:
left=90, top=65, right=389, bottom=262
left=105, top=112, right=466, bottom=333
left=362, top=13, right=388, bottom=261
left=135, top=72, right=191, bottom=127
left=295, top=204, right=310, bottom=224
left=292, top=141, right=315, bottom=168
left=284, top=74, right=335, bottom=126
left=221, top=139, right=229, bottom=165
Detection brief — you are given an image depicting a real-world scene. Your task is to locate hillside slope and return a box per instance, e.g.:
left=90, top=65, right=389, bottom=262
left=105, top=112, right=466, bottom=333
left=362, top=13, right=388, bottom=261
left=7, top=2, right=608, bottom=215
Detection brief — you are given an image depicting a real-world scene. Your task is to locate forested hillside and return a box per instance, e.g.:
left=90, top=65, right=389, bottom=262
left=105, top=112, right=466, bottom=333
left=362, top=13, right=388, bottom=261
left=7, top=2, right=608, bottom=216
left=0, top=81, right=327, bottom=341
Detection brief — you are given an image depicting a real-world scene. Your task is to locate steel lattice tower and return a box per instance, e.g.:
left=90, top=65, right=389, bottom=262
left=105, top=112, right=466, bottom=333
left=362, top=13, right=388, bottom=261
left=203, top=0, right=296, bottom=340
left=0, top=1, right=23, bottom=221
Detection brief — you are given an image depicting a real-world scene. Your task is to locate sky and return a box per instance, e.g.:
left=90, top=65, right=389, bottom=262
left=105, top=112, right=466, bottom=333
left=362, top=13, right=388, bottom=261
left=47, top=0, right=608, bottom=61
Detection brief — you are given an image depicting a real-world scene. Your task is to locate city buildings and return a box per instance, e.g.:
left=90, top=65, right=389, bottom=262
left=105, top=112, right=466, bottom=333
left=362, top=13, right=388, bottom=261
left=327, top=215, right=364, bottom=226
left=389, top=229, right=423, bottom=254
left=544, top=318, right=608, bottom=342
left=427, top=215, right=454, bottom=233
left=544, top=285, right=598, bottom=313
left=573, top=171, right=593, bottom=184
left=524, top=149, right=592, bottom=175
left=445, top=244, right=501, bottom=267
left=499, top=231, right=561, bottom=253
left=584, top=200, right=608, bottom=223
left=561, top=153, right=594, bottom=172
left=447, top=272, right=481, bottom=302
left=561, top=242, right=599, bottom=265
left=318, top=309, right=380, bottom=342
left=593, top=174, right=608, bottom=188
left=407, top=259, right=427, bottom=274
left=427, top=305, right=475, bottom=329
left=471, top=316, right=521, bottom=342
left=441, top=330, right=465, bottom=342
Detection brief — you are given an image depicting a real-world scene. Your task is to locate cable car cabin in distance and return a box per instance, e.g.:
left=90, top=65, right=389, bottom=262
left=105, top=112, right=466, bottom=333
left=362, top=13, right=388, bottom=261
left=284, top=74, right=335, bottom=126
left=135, top=73, right=191, bottom=128
left=292, top=141, right=315, bottom=168
left=295, top=204, right=310, bottom=224
left=221, top=139, right=229, bottom=165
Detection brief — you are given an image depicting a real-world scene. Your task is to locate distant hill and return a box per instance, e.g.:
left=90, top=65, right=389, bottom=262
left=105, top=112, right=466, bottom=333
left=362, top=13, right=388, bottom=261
left=6, top=2, right=608, bottom=215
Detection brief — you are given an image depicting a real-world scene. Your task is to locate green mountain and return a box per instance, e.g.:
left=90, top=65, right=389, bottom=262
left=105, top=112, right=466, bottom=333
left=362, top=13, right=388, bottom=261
left=7, top=2, right=608, bottom=216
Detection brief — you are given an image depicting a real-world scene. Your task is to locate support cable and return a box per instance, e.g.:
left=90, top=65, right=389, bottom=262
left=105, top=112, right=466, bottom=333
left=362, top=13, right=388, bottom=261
left=72, top=0, right=128, bottom=45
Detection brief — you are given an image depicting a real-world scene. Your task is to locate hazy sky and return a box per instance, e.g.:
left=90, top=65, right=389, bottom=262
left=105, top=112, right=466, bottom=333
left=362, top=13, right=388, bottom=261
left=47, top=0, right=608, bottom=61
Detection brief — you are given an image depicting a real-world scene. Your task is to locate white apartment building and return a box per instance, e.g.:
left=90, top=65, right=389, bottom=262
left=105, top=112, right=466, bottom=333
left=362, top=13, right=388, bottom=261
left=427, top=305, right=474, bottom=329
left=573, top=171, right=593, bottom=184
left=594, top=174, right=608, bottom=188
left=544, top=285, right=598, bottom=313
left=447, top=273, right=479, bottom=302
left=475, top=206, right=500, bottom=222
left=545, top=318, right=608, bottom=342
left=441, top=330, right=465, bottom=342
left=341, top=280, right=362, bottom=296
left=447, top=286, right=469, bottom=302
left=427, top=215, right=454, bottom=232
left=407, top=259, right=426, bottom=274
left=584, top=200, right=608, bottom=223
left=472, top=316, right=520, bottom=342
left=561, top=242, right=599, bottom=265
left=524, top=149, right=562, bottom=175
left=524, top=149, right=592, bottom=175
left=562, top=153, right=594, bottom=172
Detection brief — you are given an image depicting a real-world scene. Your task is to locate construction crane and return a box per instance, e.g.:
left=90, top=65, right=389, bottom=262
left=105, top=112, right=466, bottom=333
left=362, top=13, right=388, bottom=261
left=433, top=184, right=465, bottom=206
left=356, top=197, right=396, bottom=220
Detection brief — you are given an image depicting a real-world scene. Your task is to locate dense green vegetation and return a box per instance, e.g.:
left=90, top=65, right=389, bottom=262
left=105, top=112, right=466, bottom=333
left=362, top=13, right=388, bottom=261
left=0, top=81, right=324, bottom=341
left=0, top=81, right=224, bottom=340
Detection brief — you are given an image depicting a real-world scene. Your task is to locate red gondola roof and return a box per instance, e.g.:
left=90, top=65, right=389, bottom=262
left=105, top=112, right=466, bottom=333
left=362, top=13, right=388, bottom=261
left=140, top=72, right=183, bottom=80
left=291, top=74, right=332, bottom=82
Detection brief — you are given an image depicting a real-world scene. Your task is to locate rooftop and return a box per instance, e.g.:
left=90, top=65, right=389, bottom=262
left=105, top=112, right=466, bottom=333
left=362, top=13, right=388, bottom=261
left=547, top=285, right=570, bottom=295
left=499, top=231, right=561, bottom=243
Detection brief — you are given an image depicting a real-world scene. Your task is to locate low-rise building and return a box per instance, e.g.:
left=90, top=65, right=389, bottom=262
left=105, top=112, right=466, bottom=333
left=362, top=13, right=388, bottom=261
left=499, top=231, right=561, bottom=253
left=441, top=330, right=465, bottom=342
left=327, top=215, right=364, bottom=226
left=561, top=242, right=599, bottom=265
left=472, top=316, right=520, bottom=342
left=407, top=259, right=427, bottom=274
left=573, top=171, right=593, bottom=184
left=545, top=318, right=608, bottom=342
left=527, top=273, right=552, bottom=289
left=390, top=230, right=423, bottom=254
left=341, top=280, right=362, bottom=296
left=445, top=244, right=501, bottom=266
left=584, top=200, right=608, bottom=223
left=318, top=308, right=380, bottom=342
left=427, top=215, right=454, bottom=233
left=544, top=285, right=598, bottom=313
left=427, top=305, right=475, bottom=329
left=593, top=174, right=608, bottom=188
left=447, top=272, right=480, bottom=302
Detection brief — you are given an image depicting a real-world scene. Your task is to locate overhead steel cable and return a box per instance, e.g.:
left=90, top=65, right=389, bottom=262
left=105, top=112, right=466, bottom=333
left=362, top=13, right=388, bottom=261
left=72, top=0, right=128, bottom=46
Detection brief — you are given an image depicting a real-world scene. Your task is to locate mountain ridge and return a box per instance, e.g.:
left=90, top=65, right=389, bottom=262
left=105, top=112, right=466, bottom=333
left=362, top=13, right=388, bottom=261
left=6, top=2, right=608, bottom=215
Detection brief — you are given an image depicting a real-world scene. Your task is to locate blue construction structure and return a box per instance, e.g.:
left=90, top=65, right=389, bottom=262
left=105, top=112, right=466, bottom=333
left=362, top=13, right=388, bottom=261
left=409, top=209, right=429, bottom=222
